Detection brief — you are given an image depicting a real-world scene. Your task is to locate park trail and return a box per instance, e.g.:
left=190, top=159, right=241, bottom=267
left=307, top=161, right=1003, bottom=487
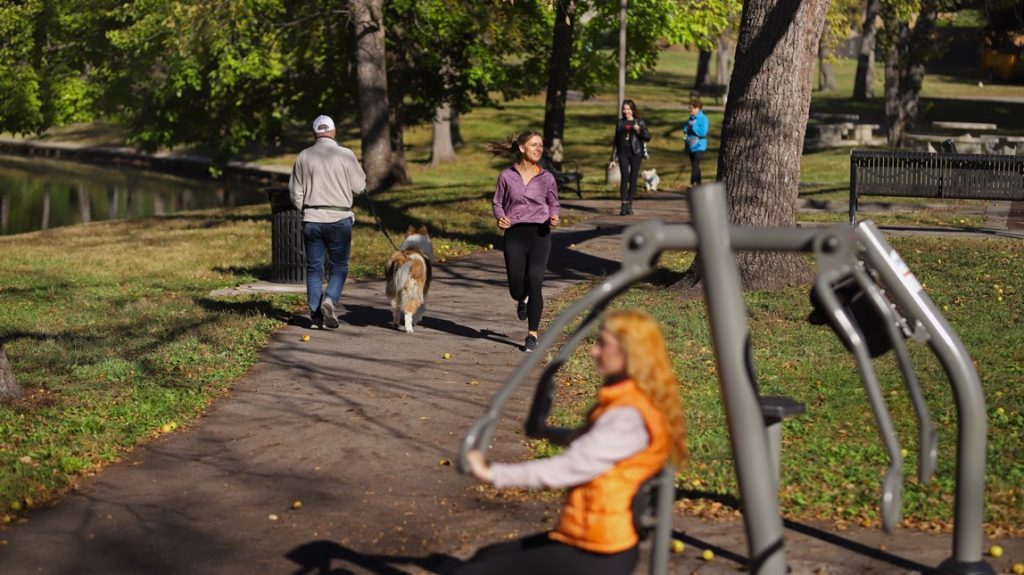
left=0, top=191, right=1020, bottom=574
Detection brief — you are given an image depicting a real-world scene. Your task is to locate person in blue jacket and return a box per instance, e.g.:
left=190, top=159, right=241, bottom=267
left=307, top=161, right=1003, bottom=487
left=683, top=98, right=709, bottom=187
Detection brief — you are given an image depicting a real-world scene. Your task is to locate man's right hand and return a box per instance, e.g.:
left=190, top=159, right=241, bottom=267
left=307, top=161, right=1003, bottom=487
left=497, top=216, right=511, bottom=229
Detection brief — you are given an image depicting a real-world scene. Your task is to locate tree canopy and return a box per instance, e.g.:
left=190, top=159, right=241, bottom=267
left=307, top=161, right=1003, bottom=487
left=1, top=0, right=733, bottom=172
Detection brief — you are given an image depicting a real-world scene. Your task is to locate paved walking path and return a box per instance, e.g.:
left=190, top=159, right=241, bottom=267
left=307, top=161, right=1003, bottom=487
left=1, top=192, right=1020, bottom=574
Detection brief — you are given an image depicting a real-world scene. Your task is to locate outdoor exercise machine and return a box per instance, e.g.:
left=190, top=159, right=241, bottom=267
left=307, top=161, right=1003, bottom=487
left=459, top=183, right=994, bottom=575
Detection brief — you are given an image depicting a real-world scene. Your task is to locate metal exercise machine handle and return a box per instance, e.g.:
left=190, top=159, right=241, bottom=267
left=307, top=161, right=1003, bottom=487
left=852, top=266, right=939, bottom=483
left=811, top=260, right=905, bottom=531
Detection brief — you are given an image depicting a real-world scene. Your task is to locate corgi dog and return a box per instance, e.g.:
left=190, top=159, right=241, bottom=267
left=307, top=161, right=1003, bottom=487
left=385, top=225, right=434, bottom=333
left=642, top=168, right=660, bottom=192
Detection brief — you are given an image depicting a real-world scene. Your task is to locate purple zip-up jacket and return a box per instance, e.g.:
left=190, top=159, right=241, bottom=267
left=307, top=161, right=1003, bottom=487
left=492, top=165, right=560, bottom=226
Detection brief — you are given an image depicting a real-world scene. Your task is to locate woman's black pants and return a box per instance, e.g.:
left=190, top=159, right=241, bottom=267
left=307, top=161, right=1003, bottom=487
left=617, top=152, right=643, bottom=202
left=688, top=150, right=704, bottom=185
left=448, top=532, right=639, bottom=575
left=502, top=223, right=551, bottom=332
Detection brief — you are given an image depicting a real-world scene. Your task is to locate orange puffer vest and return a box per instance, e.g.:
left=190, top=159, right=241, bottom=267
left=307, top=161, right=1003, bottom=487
left=549, top=379, right=670, bottom=554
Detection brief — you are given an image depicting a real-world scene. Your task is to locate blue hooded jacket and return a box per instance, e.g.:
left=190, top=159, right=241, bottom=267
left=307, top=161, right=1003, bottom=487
left=684, top=110, right=709, bottom=153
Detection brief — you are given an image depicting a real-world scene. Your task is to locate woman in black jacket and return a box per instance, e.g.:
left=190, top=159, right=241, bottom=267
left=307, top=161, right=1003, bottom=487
left=610, top=99, right=651, bottom=215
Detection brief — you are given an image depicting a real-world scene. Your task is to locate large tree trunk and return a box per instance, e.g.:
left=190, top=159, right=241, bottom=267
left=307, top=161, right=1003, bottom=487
left=686, top=0, right=828, bottom=291
left=817, top=30, right=836, bottom=91
left=0, top=344, right=21, bottom=403
left=542, top=0, right=576, bottom=165
left=853, top=0, right=880, bottom=99
left=715, top=33, right=734, bottom=88
left=430, top=103, right=456, bottom=165
left=351, top=0, right=397, bottom=191
left=695, top=49, right=712, bottom=88
left=883, top=1, right=938, bottom=147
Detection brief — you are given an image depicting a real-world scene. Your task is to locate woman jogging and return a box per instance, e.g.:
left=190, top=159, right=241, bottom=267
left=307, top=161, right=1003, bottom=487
left=490, top=130, right=560, bottom=353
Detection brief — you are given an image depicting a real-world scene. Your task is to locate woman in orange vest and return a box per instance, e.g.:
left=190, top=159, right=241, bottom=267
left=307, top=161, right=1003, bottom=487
left=454, top=310, right=688, bottom=575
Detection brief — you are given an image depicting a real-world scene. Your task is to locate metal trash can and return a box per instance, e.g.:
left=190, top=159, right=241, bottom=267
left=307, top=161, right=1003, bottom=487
left=265, top=187, right=306, bottom=284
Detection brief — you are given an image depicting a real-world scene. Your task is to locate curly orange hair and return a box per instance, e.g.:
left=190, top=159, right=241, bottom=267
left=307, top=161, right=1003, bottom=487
left=602, top=310, right=688, bottom=466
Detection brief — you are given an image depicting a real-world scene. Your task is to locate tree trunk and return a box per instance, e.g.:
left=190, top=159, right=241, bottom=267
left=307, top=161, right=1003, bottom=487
left=715, top=33, right=734, bottom=88
left=450, top=109, right=464, bottom=148
left=883, top=1, right=938, bottom=148
left=430, top=103, right=456, bottom=165
left=0, top=344, right=21, bottom=403
left=387, top=102, right=411, bottom=185
left=685, top=0, right=828, bottom=291
left=77, top=184, right=91, bottom=223
left=351, top=0, right=396, bottom=191
left=817, top=30, right=836, bottom=91
left=853, top=0, right=880, bottom=100
left=543, top=0, right=576, bottom=166
left=41, top=185, right=50, bottom=231
left=1, top=189, right=10, bottom=234
left=695, top=49, right=712, bottom=88
left=883, top=34, right=902, bottom=145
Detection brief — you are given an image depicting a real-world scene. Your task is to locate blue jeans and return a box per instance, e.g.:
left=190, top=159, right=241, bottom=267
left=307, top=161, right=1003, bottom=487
left=303, top=218, right=353, bottom=316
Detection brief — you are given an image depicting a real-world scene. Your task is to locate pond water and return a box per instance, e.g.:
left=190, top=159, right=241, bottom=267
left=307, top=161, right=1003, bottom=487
left=0, top=155, right=269, bottom=236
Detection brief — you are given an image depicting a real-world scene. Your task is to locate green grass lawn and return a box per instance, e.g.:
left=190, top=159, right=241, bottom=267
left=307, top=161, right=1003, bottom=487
left=1, top=46, right=1021, bottom=534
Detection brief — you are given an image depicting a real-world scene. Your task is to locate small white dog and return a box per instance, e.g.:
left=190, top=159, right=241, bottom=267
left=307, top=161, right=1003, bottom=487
left=385, top=225, right=434, bottom=333
left=642, top=168, right=660, bottom=192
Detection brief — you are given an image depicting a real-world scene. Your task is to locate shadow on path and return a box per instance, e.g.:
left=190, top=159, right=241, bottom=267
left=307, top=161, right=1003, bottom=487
left=286, top=540, right=462, bottom=575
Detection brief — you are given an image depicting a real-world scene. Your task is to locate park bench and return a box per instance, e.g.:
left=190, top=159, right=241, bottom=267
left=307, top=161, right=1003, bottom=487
left=539, top=156, right=584, bottom=198
left=693, top=83, right=727, bottom=105
left=849, top=149, right=1024, bottom=226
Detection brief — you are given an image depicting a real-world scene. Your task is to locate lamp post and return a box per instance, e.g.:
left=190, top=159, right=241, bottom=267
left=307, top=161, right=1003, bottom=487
left=618, top=0, right=626, bottom=113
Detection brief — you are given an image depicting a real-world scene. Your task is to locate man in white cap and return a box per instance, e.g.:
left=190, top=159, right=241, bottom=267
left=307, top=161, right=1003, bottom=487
left=289, top=114, right=367, bottom=329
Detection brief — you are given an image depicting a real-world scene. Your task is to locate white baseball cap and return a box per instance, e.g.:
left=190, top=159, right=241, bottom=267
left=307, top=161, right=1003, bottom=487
left=312, top=115, right=335, bottom=134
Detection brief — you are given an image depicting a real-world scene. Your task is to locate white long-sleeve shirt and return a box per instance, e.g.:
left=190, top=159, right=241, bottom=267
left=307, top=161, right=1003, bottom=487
left=489, top=407, right=649, bottom=489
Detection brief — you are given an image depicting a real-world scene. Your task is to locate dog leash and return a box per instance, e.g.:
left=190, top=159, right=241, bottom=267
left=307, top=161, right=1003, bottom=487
left=361, top=189, right=402, bottom=252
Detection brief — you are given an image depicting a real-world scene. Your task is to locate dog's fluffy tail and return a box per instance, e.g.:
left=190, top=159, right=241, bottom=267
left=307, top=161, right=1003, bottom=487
left=389, top=254, right=427, bottom=312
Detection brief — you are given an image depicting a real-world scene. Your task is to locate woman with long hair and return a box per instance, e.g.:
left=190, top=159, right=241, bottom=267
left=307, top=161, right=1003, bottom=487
left=454, top=310, right=688, bottom=575
left=489, top=130, right=560, bottom=353
left=610, top=99, right=651, bottom=216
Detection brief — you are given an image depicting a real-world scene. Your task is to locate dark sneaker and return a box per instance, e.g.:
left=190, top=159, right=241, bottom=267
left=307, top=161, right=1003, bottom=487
left=524, top=334, right=538, bottom=353
left=516, top=298, right=528, bottom=321
left=309, top=313, right=323, bottom=330
left=321, top=298, right=339, bottom=329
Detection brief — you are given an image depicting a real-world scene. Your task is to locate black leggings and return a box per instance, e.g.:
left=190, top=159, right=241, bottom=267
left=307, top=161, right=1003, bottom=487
left=503, top=223, right=551, bottom=332
left=688, top=150, right=704, bottom=185
left=617, top=152, right=643, bottom=202
left=449, top=532, right=639, bottom=575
